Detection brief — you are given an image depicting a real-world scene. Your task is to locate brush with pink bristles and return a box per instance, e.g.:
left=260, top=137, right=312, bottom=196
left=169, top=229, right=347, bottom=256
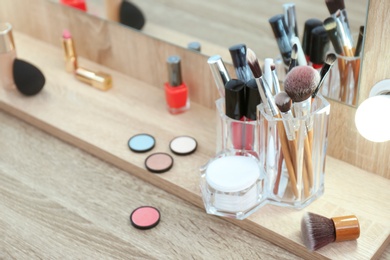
left=301, top=212, right=360, bottom=251
left=284, top=66, right=320, bottom=188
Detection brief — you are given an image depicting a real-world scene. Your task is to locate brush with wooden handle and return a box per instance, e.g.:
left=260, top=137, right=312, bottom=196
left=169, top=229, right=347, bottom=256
left=284, top=66, right=321, bottom=188
left=247, top=49, right=299, bottom=198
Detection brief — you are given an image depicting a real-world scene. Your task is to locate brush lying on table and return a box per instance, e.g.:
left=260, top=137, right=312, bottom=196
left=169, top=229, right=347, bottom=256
left=301, top=212, right=360, bottom=250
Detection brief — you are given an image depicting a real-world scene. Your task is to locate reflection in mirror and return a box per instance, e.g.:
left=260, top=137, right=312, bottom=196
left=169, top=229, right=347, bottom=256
left=51, top=0, right=367, bottom=106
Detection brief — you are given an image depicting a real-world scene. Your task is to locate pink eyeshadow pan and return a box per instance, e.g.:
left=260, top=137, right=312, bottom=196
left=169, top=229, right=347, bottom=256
left=130, top=206, right=160, bottom=230
left=144, top=152, right=173, bottom=173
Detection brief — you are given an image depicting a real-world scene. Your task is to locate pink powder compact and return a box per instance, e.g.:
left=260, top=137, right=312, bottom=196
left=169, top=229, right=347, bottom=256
left=130, top=206, right=161, bottom=230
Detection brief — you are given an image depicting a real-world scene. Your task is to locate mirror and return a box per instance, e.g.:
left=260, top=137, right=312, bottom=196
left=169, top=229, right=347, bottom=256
left=51, top=0, right=368, bottom=106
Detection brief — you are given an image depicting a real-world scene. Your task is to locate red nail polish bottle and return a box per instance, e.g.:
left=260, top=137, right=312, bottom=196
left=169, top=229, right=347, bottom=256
left=164, top=56, right=190, bottom=114
left=60, top=0, right=87, bottom=12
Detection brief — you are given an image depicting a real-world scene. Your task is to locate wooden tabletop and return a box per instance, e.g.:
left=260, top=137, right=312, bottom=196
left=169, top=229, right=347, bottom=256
left=0, top=28, right=389, bottom=258
left=0, top=109, right=299, bottom=259
left=1, top=104, right=389, bottom=259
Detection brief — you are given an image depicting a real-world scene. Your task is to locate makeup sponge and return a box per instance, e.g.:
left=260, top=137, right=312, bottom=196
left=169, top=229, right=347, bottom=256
left=119, top=1, right=145, bottom=30
left=284, top=66, right=320, bottom=102
left=13, top=59, right=45, bottom=96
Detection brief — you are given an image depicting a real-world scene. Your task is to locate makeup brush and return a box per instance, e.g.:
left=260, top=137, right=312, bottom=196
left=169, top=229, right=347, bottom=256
left=13, top=59, right=45, bottom=96
left=247, top=51, right=298, bottom=197
left=263, top=58, right=274, bottom=94
left=284, top=66, right=320, bottom=187
left=229, top=44, right=253, bottom=83
left=312, top=53, right=337, bottom=99
left=270, top=64, right=281, bottom=94
left=301, top=212, right=360, bottom=251
left=325, top=0, right=351, bottom=41
left=323, top=17, right=344, bottom=56
left=246, top=49, right=276, bottom=116
left=275, top=91, right=310, bottom=197
left=119, top=1, right=145, bottom=30
left=246, top=48, right=262, bottom=79
left=288, top=43, right=299, bottom=72
left=354, top=26, right=364, bottom=57
left=290, top=36, right=307, bottom=66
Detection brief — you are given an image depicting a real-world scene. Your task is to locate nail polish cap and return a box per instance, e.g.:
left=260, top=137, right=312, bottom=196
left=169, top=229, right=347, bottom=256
left=0, top=22, right=15, bottom=53
left=302, top=19, right=323, bottom=57
left=310, top=26, right=330, bottom=65
left=229, top=44, right=247, bottom=69
left=75, top=67, right=112, bottom=91
left=224, top=79, right=245, bottom=120
left=245, top=78, right=261, bottom=120
left=167, top=55, right=182, bottom=86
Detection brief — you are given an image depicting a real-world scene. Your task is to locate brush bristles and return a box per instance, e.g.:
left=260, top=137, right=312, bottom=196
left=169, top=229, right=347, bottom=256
left=325, top=53, right=337, bottom=65
left=275, top=91, right=292, bottom=113
left=301, top=212, right=336, bottom=251
left=323, top=17, right=337, bottom=31
left=284, top=66, right=320, bottom=102
left=291, top=44, right=298, bottom=60
left=246, top=48, right=262, bottom=78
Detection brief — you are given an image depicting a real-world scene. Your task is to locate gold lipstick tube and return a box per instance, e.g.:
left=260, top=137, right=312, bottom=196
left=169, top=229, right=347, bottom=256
left=75, top=67, right=112, bottom=91
left=62, top=35, right=78, bottom=73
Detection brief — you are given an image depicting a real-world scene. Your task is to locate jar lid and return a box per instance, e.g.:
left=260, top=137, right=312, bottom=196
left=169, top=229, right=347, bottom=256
left=206, top=155, right=260, bottom=192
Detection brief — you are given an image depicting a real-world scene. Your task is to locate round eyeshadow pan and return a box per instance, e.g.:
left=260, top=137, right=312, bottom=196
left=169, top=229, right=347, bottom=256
left=144, top=152, right=173, bottom=173
left=128, top=133, right=155, bottom=153
left=130, top=206, right=160, bottom=230
left=169, top=136, right=197, bottom=155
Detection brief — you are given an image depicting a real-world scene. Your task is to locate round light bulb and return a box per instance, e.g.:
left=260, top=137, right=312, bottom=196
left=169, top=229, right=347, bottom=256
left=355, top=95, right=390, bottom=142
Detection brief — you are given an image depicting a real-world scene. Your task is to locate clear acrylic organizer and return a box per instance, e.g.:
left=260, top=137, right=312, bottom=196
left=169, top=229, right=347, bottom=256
left=258, top=95, right=330, bottom=208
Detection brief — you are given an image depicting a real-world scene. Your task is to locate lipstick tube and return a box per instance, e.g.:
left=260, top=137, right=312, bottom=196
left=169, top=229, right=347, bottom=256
left=224, top=79, right=246, bottom=151
left=0, top=22, right=16, bottom=90
left=164, top=55, right=190, bottom=114
left=62, top=29, right=78, bottom=73
left=75, top=67, right=112, bottom=91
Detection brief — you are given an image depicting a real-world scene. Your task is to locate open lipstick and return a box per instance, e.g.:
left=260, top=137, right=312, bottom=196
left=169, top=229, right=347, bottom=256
left=62, top=29, right=78, bottom=73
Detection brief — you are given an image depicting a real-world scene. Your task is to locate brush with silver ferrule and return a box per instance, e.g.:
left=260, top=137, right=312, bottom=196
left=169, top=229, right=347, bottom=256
left=284, top=66, right=320, bottom=116
left=323, top=17, right=344, bottom=56
left=288, top=43, right=299, bottom=72
left=246, top=49, right=277, bottom=117
left=270, top=64, right=281, bottom=94
left=301, top=212, right=360, bottom=251
left=325, top=0, right=352, bottom=45
left=275, top=91, right=296, bottom=141
left=229, top=43, right=253, bottom=83
left=263, top=58, right=274, bottom=94
left=354, top=25, right=364, bottom=57
left=247, top=49, right=299, bottom=197
left=207, top=55, right=231, bottom=98
left=312, top=53, right=337, bottom=99
left=284, top=66, right=320, bottom=187
left=334, top=10, right=353, bottom=57
left=290, top=36, right=307, bottom=66
left=275, top=91, right=311, bottom=197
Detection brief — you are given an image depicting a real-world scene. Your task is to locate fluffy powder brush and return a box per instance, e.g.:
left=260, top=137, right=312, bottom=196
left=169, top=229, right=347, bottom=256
left=301, top=212, right=360, bottom=250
